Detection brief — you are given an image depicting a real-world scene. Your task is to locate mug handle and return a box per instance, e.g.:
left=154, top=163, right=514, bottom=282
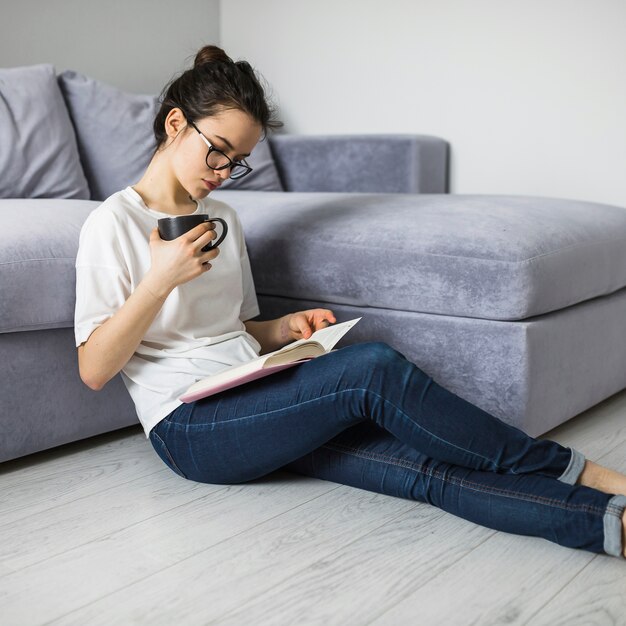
left=202, top=217, right=228, bottom=250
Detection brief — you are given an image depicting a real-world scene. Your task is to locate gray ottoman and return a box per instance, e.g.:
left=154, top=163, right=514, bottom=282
left=215, top=190, right=626, bottom=437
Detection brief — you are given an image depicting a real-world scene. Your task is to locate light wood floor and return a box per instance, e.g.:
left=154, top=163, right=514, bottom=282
left=1, top=389, right=626, bottom=626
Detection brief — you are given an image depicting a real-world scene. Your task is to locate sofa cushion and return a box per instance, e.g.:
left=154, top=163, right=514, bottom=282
left=0, top=199, right=100, bottom=333
left=213, top=190, right=626, bottom=321
left=0, top=64, right=90, bottom=200
left=57, top=70, right=284, bottom=201
left=57, top=70, right=160, bottom=202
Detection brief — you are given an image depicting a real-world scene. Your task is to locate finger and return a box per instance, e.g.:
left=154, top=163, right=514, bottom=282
left=195, top=228, right=218, bottom=249
left=311, top=314, right=327, bottom=329
left=313, top=309, right=336, bottom=328
left=150, top=227, right=162, bottom=242
left=295, top=315, right=312, bottom=338
left=201, top=246, right=220, bottom=262
left=323, top=310, right=336, bottom=322
left=186, top=222, right=215, bottom=241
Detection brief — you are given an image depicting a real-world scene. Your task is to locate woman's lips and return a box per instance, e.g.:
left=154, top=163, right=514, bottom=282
left=203, top=179, right=218, bottom=190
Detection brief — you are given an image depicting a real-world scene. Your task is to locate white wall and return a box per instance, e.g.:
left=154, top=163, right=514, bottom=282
left=221, top=0, right=626, bottom=207
left=0, top=0, right=220, bottom=94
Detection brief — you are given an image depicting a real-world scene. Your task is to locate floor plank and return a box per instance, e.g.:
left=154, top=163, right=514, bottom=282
left=1, top=468, right=222, bottom=572
left=0, top=427, right=157, bottom=524
left=0, top=470, right=338, bottom=625
left=201, top=505, right=494, bottom=626
left=370, top=530, right=594, bottom=626
left=47, top=487, right=422, bottom=625
left=521, top=554, right=626, bottom=625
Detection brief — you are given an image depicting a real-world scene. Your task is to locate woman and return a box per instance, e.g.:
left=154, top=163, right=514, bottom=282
left=75, top=45, right=626, bottom=559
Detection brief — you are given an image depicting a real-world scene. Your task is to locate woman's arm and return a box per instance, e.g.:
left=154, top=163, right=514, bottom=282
left=245, top=309, right=336, bottom=355
left=78, top=272, right=173, bottom=391
left=78, top=223, right=220, bottom=391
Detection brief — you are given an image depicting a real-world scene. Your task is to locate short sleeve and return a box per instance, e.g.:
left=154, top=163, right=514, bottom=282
left=74, top=209, right=132, bottom=347
left=235, top=213, right=260, bottom=322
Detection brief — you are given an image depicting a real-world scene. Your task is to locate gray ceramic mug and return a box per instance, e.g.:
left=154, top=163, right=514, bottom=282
left=157, top=214, right=228, bottom=251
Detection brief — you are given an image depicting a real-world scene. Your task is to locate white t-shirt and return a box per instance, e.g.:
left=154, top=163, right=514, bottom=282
left=74, top=186, right=262, bottom=438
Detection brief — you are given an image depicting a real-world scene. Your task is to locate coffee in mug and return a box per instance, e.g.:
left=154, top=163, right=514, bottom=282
left=157, top=214, right=228, bottom=251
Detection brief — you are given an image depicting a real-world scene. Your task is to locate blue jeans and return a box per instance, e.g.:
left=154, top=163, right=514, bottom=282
left=149, top=342, right=626, bottom=558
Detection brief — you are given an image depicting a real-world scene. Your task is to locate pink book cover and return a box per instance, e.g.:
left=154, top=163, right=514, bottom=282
left=178, top=358, right=314, bottom=403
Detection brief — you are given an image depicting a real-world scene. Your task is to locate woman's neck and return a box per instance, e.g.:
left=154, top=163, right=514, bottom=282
left=132, top=154, right=198, bottom=215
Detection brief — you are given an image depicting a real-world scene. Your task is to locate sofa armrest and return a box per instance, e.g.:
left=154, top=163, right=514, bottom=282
left=268, top=134, right=448, bottom=193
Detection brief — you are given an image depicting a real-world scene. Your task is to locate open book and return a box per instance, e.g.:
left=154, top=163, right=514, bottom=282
left=179, top=317, right=362, bottom=403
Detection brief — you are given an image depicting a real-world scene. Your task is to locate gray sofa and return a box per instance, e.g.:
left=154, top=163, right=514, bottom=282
left=2, top=63, right=626, bottom=464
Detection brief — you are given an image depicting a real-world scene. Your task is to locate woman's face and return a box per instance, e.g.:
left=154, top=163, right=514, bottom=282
left=165, top=106, right=262, bottom=200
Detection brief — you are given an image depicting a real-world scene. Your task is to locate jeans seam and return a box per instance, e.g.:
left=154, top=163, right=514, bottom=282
left=165, top=389, right=368, bottom=427
left=151, top=429, right=187, bottom=479
left=322, top=441, right=607, bottom=515
left=167, top=387, right=495, bottom=468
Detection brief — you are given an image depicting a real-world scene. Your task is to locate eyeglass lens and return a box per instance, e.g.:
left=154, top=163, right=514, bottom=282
left=206, top=150, right=249, bottom=179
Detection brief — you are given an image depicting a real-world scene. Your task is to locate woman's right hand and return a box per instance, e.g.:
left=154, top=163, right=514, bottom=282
left=146, top=222, right=221, bottom=294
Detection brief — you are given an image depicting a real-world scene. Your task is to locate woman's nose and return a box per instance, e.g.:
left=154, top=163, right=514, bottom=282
left=215, top=167, right=231, bottom=182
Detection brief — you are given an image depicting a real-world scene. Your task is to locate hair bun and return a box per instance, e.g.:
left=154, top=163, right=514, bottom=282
left=194, top=45, right=233, bottom=69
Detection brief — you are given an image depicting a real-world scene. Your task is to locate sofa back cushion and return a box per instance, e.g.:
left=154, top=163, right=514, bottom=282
left=58, top=70, right=284, bottom=201
left=0, top=64, right=90, bottom=199
left=57, top=70, right=160, bottom=202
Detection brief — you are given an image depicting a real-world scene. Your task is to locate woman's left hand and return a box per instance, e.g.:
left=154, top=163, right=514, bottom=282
left=286, top=309, right=337, bottom=341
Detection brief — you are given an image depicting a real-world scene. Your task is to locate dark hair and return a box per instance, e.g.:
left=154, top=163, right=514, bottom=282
left=152, top=45, right=283, bottom=150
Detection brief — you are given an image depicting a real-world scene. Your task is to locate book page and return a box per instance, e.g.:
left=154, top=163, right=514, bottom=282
left=262, top=318, right=361, bottom=367
left=265, top=317, right=362, bottom=365
left=274, top=317, right=362, bottom=355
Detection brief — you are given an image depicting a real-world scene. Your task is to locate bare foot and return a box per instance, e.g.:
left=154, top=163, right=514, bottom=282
left=577, top=460, right=626, bottom=497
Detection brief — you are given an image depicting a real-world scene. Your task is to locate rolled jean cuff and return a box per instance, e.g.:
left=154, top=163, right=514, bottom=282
left=604, top=494, right=626, bottom=558
left=557, top=447, right=585, bottom=485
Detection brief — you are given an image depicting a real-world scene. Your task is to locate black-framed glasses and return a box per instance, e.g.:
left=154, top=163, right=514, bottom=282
left=185, top=116, right=253, bottom=180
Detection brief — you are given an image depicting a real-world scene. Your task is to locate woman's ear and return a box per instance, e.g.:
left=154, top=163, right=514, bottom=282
left=164, top=107, right=189, bottom=142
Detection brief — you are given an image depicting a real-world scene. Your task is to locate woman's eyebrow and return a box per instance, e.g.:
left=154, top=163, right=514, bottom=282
left=213, top=134, right=250, bottom=158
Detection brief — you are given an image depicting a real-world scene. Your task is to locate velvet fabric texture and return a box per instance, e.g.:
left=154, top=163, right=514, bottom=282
left=269, top=134, right=448, bottom=194
left=0, top=327, right=136, bottom=463
left=0, top=64, right=89, bottom=199
left=0, top=199, right=100, bottom=333
left=213, top=190, right=626, bottom=321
